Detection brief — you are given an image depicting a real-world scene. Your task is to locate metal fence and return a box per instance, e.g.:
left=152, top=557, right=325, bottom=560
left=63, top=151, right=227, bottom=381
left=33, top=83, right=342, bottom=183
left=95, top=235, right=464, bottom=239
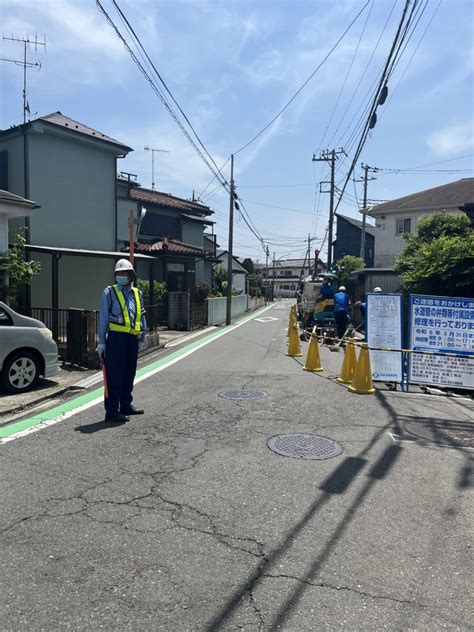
left=18, top=306, right=70, bottom=344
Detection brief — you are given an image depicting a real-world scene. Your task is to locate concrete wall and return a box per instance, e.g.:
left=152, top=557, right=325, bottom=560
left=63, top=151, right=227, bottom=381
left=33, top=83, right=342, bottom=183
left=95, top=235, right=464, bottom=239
left=207, top=294, right=249, bottom=326
left=26, top=127, right=117, bottom=250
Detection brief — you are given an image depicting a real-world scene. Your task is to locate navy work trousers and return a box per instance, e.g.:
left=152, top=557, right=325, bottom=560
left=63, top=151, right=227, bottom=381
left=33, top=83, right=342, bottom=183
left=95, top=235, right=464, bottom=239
left=104, top=330, right=139, bottom=416
left=334, top=311, right=348, bottom=340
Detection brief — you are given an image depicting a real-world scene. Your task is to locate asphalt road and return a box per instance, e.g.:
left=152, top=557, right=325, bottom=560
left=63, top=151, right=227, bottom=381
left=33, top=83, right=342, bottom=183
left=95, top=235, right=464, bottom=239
left=1, top=302, right=473, bottom=631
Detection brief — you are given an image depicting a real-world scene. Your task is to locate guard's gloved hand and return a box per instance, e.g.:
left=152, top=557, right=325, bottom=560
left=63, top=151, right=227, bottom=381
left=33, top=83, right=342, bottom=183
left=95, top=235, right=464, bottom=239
left=96, top=343, right=106, bottom=362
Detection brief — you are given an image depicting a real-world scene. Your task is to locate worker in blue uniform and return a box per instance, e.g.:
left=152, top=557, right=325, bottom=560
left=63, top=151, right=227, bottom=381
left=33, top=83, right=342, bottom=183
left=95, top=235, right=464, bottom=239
left=318, top=279, right=334, bottom=301
left=333, top=285, right=350, bottom=342
left=96, top=259, right=147, bottom=422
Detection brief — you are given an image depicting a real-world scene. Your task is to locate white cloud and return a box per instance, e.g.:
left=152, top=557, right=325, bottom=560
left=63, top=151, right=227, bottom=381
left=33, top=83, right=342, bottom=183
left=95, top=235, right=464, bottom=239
left=427, top=122, right=474, bottom=157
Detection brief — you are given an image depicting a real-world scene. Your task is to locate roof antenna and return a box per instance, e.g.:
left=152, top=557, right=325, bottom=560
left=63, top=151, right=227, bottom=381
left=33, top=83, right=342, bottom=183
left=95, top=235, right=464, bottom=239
left=1, top=33, right=46, bottom=124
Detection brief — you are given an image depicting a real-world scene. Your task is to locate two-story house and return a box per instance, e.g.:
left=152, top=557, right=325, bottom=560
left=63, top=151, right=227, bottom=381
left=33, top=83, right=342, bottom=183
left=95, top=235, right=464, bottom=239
left=333, top=213, right=375, bottom=267
left=369, top=178, right=474, bottom=268
left=117, top=178, right=216, bottom=294
left=0, top=112, right=216, bottom=312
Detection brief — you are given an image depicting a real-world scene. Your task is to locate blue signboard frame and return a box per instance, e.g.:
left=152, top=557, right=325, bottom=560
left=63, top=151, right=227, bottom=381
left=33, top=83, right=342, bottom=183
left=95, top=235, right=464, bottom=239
left=409, top=294, right=474, bottom=389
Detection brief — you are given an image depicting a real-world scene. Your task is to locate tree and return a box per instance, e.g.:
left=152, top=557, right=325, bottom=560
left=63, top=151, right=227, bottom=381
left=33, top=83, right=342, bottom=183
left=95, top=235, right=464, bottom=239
left=395, top=212, right=474, bottom=297
left=335, top=255, right=365, bottom=293
left=212, top=266, right=228, bottom=296
left=0, top=231, right=41, bottom=306
left=241, top=258, right=255, bottom=274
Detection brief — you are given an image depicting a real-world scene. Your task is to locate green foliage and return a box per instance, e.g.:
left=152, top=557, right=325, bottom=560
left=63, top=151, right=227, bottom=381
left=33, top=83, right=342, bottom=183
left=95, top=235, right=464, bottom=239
left=0, top=231, right=41, bottom=305
left=195, top=282, right=211, bottom=302
left=335, top=255, right=365, bottom=292
left=241, top=258, right=255, bottom=274
left=212, top=266, right=228, bottom=296
left=136, top=279, right=167, bottom=305
left=395, top=212, right=474, bottom=297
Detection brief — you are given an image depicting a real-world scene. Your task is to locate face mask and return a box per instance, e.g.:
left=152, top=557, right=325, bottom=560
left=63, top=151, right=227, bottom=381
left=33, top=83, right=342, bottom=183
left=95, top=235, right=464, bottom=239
left=115, top=275, right=129, bottom=286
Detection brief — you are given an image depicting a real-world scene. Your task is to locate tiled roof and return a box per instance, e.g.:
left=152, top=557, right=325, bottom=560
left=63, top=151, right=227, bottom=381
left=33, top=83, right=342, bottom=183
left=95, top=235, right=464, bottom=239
left=130, top=187, right=213, bottom=215
left=336, top=213, right=375, bottom=236
left=0, top=112, right=132, bottom=151
left=40, top=112, right=132, bottom=150
left=181, top=213, right=214, bottom=225
left=134, top=237, right=204, bottom=256
left=369, top=178, right=474, bottom=215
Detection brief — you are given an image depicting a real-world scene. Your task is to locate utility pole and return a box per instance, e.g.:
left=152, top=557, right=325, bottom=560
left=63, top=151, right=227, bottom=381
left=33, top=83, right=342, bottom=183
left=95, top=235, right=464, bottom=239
left=358, top=163, right=378, bottom=262
left=264, top=245, right=269, bottom=305
left=1, top=34, right=46, bottom=124
left=312, top=148, right=345, bottom=269
left=144, top=147, right=169, bottom=190
left=308, top=233, right=311, bottom=274
left=272, top=252, right=276, bottom=301
left=225, top=154, right=235, bottom=325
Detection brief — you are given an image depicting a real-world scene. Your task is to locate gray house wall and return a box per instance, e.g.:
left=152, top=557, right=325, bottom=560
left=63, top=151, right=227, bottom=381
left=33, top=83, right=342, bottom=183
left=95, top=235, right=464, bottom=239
left=182, top=221, right=203, bottom=247
left=27, top=128, right=117, bottom=250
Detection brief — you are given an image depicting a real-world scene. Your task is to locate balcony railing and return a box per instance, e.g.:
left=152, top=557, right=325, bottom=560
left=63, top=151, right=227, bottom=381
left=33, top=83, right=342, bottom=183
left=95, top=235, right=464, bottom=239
left=204, top=233, right=217, bottom=257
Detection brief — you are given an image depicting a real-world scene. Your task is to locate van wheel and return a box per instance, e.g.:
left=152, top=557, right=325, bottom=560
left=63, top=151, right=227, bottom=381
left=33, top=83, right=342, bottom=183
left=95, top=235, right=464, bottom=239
left=1, top=351, right=40, bottom=394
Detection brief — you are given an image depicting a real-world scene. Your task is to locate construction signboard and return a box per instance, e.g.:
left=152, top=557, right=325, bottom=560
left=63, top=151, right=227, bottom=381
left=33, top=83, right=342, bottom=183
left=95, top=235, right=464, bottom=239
left=409, top=294, right=474, bottom=390
left=366, top=293, right=403, bottom=383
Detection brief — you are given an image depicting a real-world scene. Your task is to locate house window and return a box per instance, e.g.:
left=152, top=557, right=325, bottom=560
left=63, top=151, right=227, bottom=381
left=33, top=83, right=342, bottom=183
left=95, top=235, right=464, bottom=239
left=167, top=263, right=185, bottom=272
left=396, top=218, right=411, bottom=235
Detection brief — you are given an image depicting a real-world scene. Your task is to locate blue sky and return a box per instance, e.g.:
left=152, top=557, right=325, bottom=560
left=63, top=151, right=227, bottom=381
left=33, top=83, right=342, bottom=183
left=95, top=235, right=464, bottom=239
left=1, top=0, right=473, bottom=262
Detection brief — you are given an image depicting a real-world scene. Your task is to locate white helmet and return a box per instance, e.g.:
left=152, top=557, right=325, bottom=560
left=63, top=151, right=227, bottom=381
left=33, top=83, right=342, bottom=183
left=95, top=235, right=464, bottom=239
left=338, top=286, right=346, bottom=291
left=373, top=286, right=382, bottom=293
left=115, top=258, right=134, bottom=273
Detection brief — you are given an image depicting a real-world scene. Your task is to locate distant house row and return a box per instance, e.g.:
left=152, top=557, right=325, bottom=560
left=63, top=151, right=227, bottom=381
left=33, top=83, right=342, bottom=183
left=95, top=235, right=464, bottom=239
left=0, top=111, right=218, bottom=312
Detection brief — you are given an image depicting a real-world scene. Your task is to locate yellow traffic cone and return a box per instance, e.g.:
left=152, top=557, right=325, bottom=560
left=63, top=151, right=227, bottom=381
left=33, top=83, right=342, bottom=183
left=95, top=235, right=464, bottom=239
left=286, top=322, right=302, bottom=357
left=336, top=340, right=357, bottom=384
left=303, top=334, right=323, bottom=372
left=348, top=343, right=375, bottom=394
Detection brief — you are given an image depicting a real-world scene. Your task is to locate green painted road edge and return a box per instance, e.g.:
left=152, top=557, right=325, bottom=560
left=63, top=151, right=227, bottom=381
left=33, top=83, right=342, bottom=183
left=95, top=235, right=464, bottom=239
left=0, top=304, right=276, bottom=439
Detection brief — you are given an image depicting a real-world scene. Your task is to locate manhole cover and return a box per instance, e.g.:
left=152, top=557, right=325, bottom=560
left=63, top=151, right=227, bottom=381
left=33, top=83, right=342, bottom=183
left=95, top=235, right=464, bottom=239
left=218, top=389, right=268, bottom=401
left=267, top=433, right=343, bottom=460
left=403, top=419, right=474, bottom=449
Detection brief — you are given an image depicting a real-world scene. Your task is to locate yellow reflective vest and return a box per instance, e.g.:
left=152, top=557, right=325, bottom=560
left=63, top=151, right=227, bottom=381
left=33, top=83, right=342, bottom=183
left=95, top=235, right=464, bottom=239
left=108, top=285, right=142, bottom=335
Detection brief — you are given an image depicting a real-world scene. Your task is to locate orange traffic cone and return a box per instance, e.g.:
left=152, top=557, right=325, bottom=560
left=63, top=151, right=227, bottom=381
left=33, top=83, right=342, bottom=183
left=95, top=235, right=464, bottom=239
left=303, top=334, right=323, bottom=372
left=286, top=322, right=302, bottom=357
left=336, top=340, right=357, bottom=384
left=348, top=343, right=375, bottom=394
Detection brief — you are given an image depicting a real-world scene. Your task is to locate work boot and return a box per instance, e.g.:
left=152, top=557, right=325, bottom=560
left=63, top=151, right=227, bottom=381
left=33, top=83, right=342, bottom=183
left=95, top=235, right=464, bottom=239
left=105, top=413, right=129, bottom=423
left=120, top=405, right=144, bottom=416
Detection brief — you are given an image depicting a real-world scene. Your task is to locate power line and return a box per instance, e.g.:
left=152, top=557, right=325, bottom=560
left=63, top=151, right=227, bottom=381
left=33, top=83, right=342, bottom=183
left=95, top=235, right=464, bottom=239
left=316, top=0, right=375, bottom=153
left=333, top=0, right=425, bottom=217
left=111, top=0, right=228, bottom=188
left=96, top=0, right=228, bottom=192
left=232, top=0, right=371, bottom=156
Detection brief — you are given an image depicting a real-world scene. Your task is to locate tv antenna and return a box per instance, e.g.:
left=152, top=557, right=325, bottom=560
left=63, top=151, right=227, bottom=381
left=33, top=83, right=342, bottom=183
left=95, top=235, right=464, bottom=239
left=144, top=146, right=169, bottom=190
left=1, top=34, right=46, bottom=124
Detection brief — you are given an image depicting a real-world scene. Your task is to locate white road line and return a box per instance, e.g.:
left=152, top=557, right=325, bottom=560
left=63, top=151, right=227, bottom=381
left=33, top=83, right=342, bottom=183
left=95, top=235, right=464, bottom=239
left=2, top=305, right=275, bottom=443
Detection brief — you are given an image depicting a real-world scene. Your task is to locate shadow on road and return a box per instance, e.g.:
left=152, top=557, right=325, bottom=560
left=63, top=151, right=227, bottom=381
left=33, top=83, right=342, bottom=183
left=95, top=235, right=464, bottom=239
left=206, top=416, right=401, bottom=631
left=74, top=419, right=128, bottom=434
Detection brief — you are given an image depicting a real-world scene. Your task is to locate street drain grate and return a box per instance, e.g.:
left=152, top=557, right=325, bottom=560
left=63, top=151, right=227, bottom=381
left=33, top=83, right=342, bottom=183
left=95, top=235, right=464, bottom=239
left=267, top=433, right=343, bottom=460
left=218, top=389, right=269, bottom=401
left=403, top=419, right=474, bottom=449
